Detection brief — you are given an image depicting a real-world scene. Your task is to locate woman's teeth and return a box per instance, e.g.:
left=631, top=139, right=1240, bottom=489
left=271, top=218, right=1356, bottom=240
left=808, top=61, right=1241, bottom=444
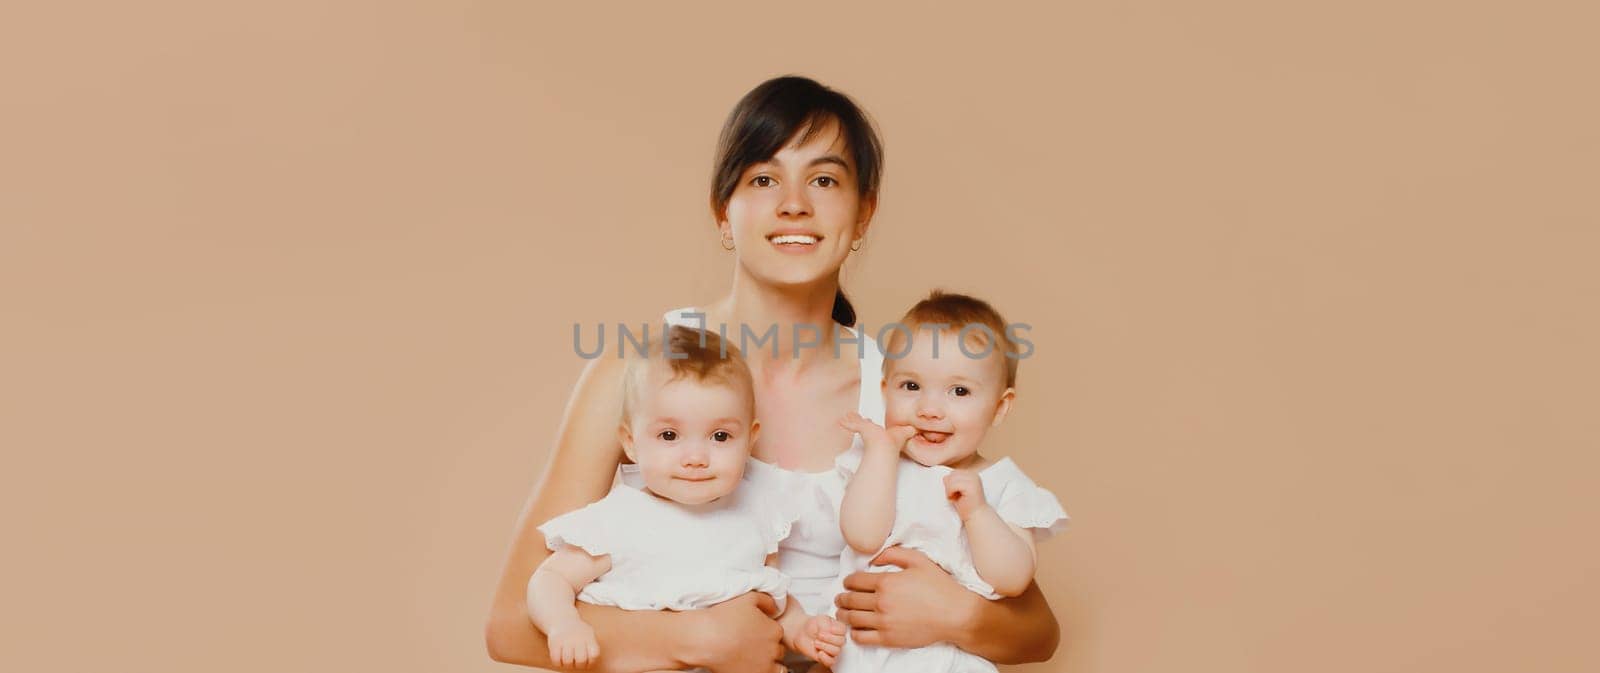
left=770, top=234, right=819, bottom=245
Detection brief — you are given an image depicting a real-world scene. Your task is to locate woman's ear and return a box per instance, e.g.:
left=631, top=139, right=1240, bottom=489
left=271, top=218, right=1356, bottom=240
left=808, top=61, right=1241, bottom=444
left=990, top=388, right=1017, bottom=427
left=854, top=195, right=878, bottom=239
left=617, top=424, right=637, bottom=463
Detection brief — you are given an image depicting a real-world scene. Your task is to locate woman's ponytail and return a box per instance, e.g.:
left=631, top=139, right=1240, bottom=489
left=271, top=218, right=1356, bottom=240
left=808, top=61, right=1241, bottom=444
left=832, top=288, right=857, bottom=328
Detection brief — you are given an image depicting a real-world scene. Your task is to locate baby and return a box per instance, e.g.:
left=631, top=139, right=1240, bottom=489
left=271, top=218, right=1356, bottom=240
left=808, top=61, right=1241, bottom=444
left=833, top=291, right=1069, bottom=673
left=526, top=325, right=844, bottom=670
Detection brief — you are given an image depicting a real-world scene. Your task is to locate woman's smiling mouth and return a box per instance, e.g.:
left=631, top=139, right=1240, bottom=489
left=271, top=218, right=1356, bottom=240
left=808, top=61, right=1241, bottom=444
left=767, top=231, right=823, bottom=253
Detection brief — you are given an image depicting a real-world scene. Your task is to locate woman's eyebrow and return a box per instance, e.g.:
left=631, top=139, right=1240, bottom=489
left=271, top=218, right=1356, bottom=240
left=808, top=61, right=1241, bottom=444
left=808, top=155, right=851, bottom=171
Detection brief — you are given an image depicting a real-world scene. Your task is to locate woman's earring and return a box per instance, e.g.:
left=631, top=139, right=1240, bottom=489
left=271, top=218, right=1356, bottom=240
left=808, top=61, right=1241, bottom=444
left=721, top=236, right=736, bottom=251
left=850, top=239, right=862, bottom=252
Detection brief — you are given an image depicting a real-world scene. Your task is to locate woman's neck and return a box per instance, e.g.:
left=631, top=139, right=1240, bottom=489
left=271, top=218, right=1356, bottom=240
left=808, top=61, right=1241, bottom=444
left=704, top=271, right=848, bottom=375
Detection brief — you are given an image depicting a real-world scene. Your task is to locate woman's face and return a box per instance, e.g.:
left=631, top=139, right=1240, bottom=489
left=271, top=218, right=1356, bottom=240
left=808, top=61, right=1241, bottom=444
left=719, top=119, right=874, bottom=290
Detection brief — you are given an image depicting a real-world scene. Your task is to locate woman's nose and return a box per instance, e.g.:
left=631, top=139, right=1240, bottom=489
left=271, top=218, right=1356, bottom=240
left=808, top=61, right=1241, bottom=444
left=778, top=183, right=812, bottom=218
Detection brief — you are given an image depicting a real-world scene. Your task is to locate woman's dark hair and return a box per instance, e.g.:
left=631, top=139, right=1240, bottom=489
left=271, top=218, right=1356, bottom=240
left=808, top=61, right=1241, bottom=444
left=711, top=75, right=884, bottom=328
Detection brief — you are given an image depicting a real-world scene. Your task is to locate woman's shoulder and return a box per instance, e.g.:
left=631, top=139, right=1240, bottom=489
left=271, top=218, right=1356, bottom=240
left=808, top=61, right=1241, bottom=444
left=662, top=305, right=701, bottom=326
left=573, top=307, right=686, bottom=371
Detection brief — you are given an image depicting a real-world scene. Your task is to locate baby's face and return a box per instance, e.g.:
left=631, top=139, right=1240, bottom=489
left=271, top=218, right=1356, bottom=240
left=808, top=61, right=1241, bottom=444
left=882, top=328, right=1014, bottom=468
left=621, top=374, right=756, bottom=505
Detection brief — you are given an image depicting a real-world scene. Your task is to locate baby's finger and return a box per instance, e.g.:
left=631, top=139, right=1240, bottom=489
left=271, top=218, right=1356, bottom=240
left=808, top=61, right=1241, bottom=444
left=887, top=423, right=919, bottom=443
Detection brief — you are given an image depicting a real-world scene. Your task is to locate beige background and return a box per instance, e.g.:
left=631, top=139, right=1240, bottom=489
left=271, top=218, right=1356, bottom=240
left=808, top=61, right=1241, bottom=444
left=3, top=2, right=1597, bottom=672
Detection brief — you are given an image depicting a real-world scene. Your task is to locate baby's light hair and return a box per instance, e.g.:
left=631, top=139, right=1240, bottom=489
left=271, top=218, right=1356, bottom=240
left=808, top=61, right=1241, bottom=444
left=620, top=325, right=756, bottom=428
left=884, top=290, right=1020, bottom=388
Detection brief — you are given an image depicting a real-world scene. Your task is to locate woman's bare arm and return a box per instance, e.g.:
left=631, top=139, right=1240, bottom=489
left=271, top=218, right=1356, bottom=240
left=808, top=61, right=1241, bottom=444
left=951, top=579, right=1059, bottom=663
left=484, top=353, right=675, bottom=670
left=484, top=352, right=786, bottom=672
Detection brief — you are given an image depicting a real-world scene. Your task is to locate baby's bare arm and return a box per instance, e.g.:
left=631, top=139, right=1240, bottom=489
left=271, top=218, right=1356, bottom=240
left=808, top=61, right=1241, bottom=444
left=838, top=413, right=916, bottom=554
left=964, top=510, right=1037, bottom=598
left=527, top=546, right=612, bottom=637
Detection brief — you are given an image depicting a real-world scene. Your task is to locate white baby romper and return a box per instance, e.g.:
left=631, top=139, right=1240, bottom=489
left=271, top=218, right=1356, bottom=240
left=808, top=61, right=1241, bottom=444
left=619, top=307, right=887, bottom=672
left=830, top=452, right=1070, bottom=673
left=537, top=464, right=799, bottom=612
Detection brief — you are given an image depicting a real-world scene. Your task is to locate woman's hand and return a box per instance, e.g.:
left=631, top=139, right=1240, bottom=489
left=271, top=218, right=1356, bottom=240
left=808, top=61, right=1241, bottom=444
left=832, top=546, right=976, bottom=648
left=834, top=546, right=1061, bottom=663
left=680, top=592, right=788, bottom=673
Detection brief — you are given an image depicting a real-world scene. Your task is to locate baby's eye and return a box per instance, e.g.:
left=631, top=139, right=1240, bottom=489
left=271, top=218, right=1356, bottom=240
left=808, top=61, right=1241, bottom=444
left=751, top=175, right=774, bottom=187
left=811, top=175, right=837, bottom=187
left=657, top=430, right=677, bottom=441
left=712, top=430, right=731, bottom=442
left=900, top=380, right=920, bottom=391
left=952, top=386, right=971, bottom=397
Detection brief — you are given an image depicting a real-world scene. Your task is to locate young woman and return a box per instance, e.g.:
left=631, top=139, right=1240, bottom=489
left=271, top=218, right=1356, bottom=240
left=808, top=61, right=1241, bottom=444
left=485, top=76, right=1061, bottom=673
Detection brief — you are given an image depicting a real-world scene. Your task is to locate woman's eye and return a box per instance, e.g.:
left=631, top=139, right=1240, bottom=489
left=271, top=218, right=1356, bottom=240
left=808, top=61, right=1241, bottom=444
left=658, top=430, right=677, bottom=441
left=900, top=381, right=920, bottom=391
left=712, top=430, right=731, bottom=442
left=751, top=175, right=774, bottom=187
left=812, top=176, right=837, bottom=187
left=952, top=386, right=970, bottom=397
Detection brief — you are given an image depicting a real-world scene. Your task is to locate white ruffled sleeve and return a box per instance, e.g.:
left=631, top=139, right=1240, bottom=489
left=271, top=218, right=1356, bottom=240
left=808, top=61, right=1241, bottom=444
left=757, top=496, right=803, bottom=556
left=536, top=488, right=633, bottom=557
left=834, top=442, right=865, bottom=479
left=739, top=459, right=805, bottom=555
left=989, top=460, right=1071, bottom=542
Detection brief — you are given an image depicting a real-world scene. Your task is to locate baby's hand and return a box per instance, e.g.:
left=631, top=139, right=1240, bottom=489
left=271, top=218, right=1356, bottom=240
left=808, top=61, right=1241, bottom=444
left=944, top=469, right=989, bottom=522
left=839, top=411, right=917, bottom=456
left=792, top=614, right=847, bottom=666
left=546, top=621, right=599, bottom=669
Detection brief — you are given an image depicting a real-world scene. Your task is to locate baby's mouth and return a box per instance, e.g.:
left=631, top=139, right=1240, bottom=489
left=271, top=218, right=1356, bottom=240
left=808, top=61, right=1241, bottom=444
left=915, top=430, right=953, bottom=444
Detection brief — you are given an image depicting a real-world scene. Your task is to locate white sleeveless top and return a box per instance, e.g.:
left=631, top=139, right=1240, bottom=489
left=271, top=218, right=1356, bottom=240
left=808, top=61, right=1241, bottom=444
left=618, top=306, right=886, bottom=616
